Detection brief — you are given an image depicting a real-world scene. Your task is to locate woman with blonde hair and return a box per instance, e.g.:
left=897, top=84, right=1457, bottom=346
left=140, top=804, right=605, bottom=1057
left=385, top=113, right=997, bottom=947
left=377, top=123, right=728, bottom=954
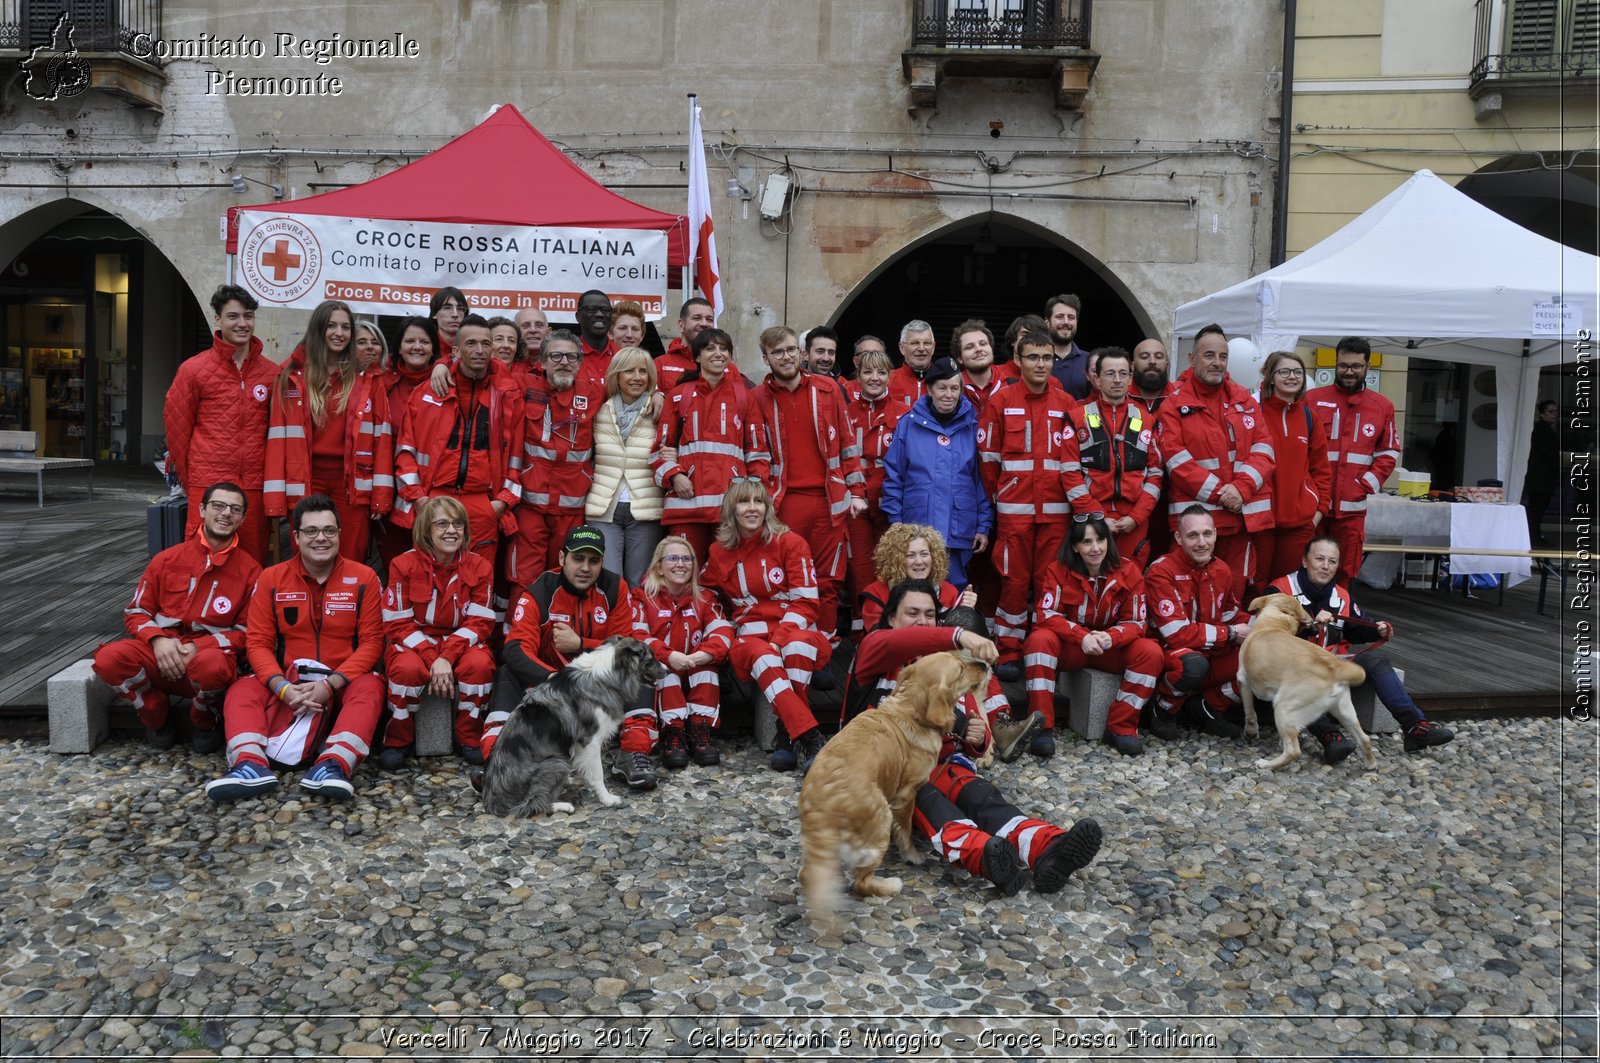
left=375, top=495, right=498, bottom=769
left=1258, top=350, right=1332, bottom=590
left=700, top=479, right=832, bottom=772
left=354, top=319, right=388, bottom=372
left=619, top=536, right=734, bottom=775
left=854, top=523, right=976, bottom=635
left=586, top=346, right=665, bottom=586
left=264, top=299, right=393, bottom=560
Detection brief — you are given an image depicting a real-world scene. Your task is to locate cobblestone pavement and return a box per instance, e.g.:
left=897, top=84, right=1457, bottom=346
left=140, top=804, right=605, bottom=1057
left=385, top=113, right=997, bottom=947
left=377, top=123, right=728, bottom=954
left=1, top=718, right=1595, bottom=1060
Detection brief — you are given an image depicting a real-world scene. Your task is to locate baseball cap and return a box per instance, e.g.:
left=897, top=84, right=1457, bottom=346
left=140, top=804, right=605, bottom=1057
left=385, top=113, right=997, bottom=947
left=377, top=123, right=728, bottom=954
left=563, top=525, right=606, bottom=556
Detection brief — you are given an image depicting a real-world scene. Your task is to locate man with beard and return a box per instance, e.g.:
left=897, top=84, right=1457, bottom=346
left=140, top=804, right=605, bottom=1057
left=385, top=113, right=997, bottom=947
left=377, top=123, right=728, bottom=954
left=804, top=326, right=840, bottom=378
left=1045, top=293, right=1090, bottom=400
left=1305, top=336, right=1400, bottom=582
left=888, top=320, right=937, bottom=405
left=953, top=318, right=1016, bottom=411
left=659, top=297, right=714, bottom=392
left=1131, top=338, right=1177, bottom=415
left=747, top=325, right=865, bottom=642
left=508, top=329, right=605, bottom=586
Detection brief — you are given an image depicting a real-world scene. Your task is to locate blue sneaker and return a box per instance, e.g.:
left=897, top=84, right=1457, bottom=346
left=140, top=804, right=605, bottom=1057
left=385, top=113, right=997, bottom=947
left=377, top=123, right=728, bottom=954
left=299, top=759, right=354, bottom=800
left=769, top=728, right=797, bottom=772
left=1028, top=731, right=1057, bottom=759
left=205, top=761, right=278, bottom=802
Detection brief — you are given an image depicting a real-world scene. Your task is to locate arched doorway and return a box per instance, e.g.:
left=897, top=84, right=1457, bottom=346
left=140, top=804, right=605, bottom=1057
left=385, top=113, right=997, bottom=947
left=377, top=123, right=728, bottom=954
left=0, top=204, right=200, bottom=462
left=828, top=214, right=1153, bottom=375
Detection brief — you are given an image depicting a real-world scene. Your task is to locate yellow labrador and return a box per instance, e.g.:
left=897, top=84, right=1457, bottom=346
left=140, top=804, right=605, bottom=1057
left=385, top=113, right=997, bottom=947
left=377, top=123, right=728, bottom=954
left=1239, top=594, right=1377, bottom=771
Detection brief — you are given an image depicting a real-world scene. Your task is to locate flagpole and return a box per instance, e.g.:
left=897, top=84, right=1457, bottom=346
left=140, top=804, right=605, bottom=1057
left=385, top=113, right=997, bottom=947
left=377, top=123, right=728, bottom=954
left=684, top=93, right=697, bottom=304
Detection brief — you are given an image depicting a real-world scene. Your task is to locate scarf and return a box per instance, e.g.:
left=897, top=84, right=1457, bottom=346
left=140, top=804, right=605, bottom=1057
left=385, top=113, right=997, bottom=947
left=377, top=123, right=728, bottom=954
left=613, top=391, right=649, bottom=440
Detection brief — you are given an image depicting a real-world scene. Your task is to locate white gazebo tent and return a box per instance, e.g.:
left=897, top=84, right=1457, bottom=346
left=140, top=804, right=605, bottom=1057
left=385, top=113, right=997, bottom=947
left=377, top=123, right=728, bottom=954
left=1173, top=169, right=1597, bottom=505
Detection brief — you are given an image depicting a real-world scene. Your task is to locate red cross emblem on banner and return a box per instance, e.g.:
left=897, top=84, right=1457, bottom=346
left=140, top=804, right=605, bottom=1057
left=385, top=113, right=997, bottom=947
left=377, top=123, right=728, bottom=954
left=260, top=239, right=302, bottom=282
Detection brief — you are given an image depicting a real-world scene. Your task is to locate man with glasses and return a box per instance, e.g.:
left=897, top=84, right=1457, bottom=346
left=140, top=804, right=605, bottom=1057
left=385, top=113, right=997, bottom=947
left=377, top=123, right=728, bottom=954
left=575, top=289, right=617, bottom=385
left=1071, top=347, right=1164, bottom=566
left=395, top=314, right=525, bottom=573
left=94, top=482, right=262, bottom=752
left=888, top=320, right=938, bottom=405
left=1306, top=336, right=1400, bottom=582
left=508, top=329, right=604, bottom=587
left=206, top=494, right=386, bottom=802
left=978, top=329, right=1086, bottom=677
left=747, top=325, right=865, bottom=644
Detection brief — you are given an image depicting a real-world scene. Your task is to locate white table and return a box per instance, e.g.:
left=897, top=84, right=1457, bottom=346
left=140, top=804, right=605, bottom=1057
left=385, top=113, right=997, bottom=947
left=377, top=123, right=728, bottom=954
left=1356, top=495, right=1531, bottom=589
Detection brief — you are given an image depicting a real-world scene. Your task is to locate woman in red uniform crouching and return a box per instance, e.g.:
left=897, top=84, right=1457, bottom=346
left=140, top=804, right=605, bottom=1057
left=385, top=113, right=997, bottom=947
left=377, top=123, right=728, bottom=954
left=623, top=536, right=734, bottom=771
left=1022, top=513, right=1164, bottom=758
left=700, top=479, right=832, bottom=773
left=376, top=496, right=498, bottom=769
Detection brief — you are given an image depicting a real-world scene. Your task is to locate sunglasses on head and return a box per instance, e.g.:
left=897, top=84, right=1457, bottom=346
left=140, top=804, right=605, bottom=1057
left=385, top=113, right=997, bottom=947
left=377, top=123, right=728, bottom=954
left=1072, top=511, right=1107, bottom=523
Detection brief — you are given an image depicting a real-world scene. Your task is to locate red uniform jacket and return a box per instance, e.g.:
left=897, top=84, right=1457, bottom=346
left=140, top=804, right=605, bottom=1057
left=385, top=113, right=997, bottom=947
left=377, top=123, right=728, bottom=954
left=382, top=362, right=434, bottom=427
left=657, top=339, right=698, bottom=393
left=978, top=381, right=1085, bottom=521
left=164, top=333, right=278, bottom=493
left=701, top=530, right=820, bottom=637
left=264, top=348, right=395, bottom=517
left=382, top=547, right=497, bottom=666
left=856, top=578, right=960, bottom=636
left=1144, top=550, right=1241, bottom=655
left=520, top=376, right=605, bottom=513
left=503, top=570, right=636, bottom=685
left=1260, top=394, right=1332, bottom=528
left=845, top=391, right=913, bottom=508
left=632, top=585, right=734, bottom=663
left=394, top=364, right=524, bottom=529
left=961, top=368, right=1017, bottom=412
left=887, top=364, right=927, bottom=407
left=1155, top=371, right=1275, bottom=533
left=654, top=373, right=769, bottom=525
left=125, top=530, right=262, bottom=657
left=1033, top=557, right=1148, bottom=647
left=1305, top=384, right=1400, bottom=517
left=1131, top=381, right=1179, bottom=418
left=1071, top=397, right=1163, bottom=525
left=246, top=555, right=384, bottom=682
left=844, top=625, right=1000, bottom=758
left=747, top=373, right=865, bottom=524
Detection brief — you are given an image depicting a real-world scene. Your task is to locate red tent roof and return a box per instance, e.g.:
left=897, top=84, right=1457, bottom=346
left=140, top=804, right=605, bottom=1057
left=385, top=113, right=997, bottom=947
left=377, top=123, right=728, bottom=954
left=226, top=104, right=688, bottom=267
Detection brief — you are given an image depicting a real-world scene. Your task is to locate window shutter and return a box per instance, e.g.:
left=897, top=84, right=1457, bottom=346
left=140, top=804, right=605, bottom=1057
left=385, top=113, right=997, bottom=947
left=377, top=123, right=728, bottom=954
left=1508, top=0, right=1560, bottom=53
left=1569, top=0, right=1600, bottom=53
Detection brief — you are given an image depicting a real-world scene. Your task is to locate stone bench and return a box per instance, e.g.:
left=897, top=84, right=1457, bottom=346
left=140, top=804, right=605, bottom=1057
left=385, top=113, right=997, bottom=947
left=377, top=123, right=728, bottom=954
left=413, top=694, right=454, bottom=757
left=0, top=430, right=95, bottom=508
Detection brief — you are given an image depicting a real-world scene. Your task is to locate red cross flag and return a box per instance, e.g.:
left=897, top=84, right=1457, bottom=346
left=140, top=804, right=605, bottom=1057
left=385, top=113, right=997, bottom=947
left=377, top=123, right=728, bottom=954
left=687, top=95, right=723, bottom=320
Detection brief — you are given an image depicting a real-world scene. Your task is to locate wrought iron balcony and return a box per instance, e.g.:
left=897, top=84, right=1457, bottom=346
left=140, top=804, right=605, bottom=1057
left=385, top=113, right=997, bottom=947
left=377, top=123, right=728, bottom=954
left=902, top=0, right=1098, bottom=110
left=0, top=0, right=165, bottom=108
left=1469, top=0, right=1598, bottom=100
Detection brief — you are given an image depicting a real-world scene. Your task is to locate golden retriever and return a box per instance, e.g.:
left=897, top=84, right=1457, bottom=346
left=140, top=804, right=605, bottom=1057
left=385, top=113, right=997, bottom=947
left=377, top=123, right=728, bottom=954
left=798, top=651, right=990, bottom=932
left=1239, top=594, right=1377, bottom=772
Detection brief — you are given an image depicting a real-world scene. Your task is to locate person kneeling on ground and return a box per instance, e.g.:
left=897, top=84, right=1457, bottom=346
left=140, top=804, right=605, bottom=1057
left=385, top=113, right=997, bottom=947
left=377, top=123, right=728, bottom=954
left=206, top=494, right=385, bottom=802
left=1268, top=535, right=1454, bottom=763
left=843, top=579, right=1103, bottom=896
left=94, top=481, right=262, bottom=753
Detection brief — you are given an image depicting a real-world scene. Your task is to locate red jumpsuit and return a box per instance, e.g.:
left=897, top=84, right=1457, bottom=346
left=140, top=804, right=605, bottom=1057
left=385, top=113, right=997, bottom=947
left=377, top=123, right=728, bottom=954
left=702, top=529, right=833, bottom=740
left=375, top=361, right=437, bottom=567
left=381, top=547, right=497, bottom=753
left=92, top=529, right=261, bottom=734
left=163, top=333, right=278, bottom=563
left=1144, top=549, right=1243, bottom=721
left=622, top=585, right=734, bottom=753
left=978, top=381, right=1084, bottom=662
left=656, top=339, right=697, bottom=393
left=1259, top=395, right=1332, bottom=588
left=1155, top=372, right=1275, bottom=600
left=511, top=375, right=604, bottom=586
left=886, top=364, right=927, bottom=407
left=653, top=373, right=768, bottom=562
left=224, top=555, right=386, bottom=773
left=843, top=390, right=912, bottom=610
left=1070, top=397, right=1164, bottom=566
left=1306, top=383, right=1400, bottom=582
left=264, top=349, right=395, bottom=562
left=1022, top=558, right=1162, bottom=736
left=847, top=626, right=1070, bottom=883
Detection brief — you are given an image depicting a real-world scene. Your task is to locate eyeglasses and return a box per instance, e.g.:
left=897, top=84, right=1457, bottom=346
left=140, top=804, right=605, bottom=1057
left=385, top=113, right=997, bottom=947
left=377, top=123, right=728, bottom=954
left=297, top=526, right=339, bottom=540
left=1072, top=511, right=1107, bottom=523
left=1099, top=369, right=1132, bottom=380
left=1336, top=364, right=1367, bottom=373
left=1018, top=353, right=1054, bottom=364
left=1273, top=367, right=1305, bottom=378
left=661, top=554, right=695, bottom=565
left=204, top=501, right=244, bottom=516
left=431, top=519, right=466, bottom=531
left=904, top=341, right=934, bottom=350
left=545, top=350, right=581, bottom=364
left=767, top=345, right=802, bottom=358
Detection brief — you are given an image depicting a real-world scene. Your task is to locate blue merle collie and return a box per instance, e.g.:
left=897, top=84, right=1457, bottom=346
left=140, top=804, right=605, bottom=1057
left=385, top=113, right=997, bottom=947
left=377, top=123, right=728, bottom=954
left=481, top=637, right=667, bottom=817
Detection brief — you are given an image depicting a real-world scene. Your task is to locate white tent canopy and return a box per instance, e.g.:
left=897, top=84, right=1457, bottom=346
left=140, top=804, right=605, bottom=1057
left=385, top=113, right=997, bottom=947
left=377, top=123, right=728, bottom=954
left=1173, top=169, right=1597, bottom=503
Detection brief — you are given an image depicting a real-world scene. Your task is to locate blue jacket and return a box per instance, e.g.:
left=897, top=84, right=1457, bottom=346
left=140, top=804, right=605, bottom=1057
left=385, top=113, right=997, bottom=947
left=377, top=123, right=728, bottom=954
left=881, top=395, right=994, bottom=546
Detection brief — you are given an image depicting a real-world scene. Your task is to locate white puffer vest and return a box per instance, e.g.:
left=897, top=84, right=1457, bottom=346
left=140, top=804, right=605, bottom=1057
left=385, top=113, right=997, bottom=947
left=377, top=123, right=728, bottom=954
left=586, top=399, right=664, bottom=521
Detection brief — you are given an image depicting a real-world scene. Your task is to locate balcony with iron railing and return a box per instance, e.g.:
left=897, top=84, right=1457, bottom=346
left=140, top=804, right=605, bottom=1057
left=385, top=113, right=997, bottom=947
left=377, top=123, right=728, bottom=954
left=0, top=0, right=165, bottom=108
left=1470, top=0, right=1597, bottom=105
left=902, top=0, right=1099, bottom=110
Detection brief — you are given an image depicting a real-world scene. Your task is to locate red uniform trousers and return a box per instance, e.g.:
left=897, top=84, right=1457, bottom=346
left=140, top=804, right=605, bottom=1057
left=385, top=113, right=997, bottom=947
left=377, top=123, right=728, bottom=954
left=222, top=673, right=385, bottom=773
left=186, top=490, right=268, bottom=565
left=381, top=646, right=497, bottom=751
left=1321, top=512, right=1368, bottom=583
left=776, top=488, right=847, bottom=640
left=1213, top=531, right=1260, bottom=604
left=374, top=518, right=413, bottom=573
left=665, top=523, right=716, bottom=569
left=845, top=509, right=889, bottom=633
left=1022, top=634, right=1162, bottom=736
left=728, top=625, right=831, bottom=738
left=508, top=508, right=583, bottom=589
left=912, top=762, right=1066, bottom=879
left=992, top=520, right=1066, bottom=662
left=1113, top=523, right=1155, bottom=569
left=1261, top=521, right=1318, bottom=594
left=91, top=638, right=235, bottom=732
left=620, top=666, right=722, bottom=754
left=1152, top=646, right=1241, bottom=718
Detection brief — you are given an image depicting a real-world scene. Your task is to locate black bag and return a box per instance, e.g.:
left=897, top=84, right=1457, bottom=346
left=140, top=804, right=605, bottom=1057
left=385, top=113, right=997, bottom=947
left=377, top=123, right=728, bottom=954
left=146, top=496, right=186, bottom=557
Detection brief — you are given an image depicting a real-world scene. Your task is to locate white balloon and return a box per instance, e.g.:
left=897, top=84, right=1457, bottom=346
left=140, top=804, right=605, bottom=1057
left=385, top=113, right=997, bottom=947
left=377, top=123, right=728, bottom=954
left=1227, top=337, right=1266, bottom=391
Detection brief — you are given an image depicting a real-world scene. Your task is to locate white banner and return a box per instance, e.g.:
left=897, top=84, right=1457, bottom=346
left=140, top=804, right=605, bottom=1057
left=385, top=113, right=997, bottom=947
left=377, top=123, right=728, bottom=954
left=233, top=211, right=669, bottom=318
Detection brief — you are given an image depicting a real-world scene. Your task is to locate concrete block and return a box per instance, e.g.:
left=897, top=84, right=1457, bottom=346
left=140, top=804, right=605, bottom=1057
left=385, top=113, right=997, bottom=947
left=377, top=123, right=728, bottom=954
left=1064, top=669, right=1121, bottom=742
left=48, top=659, right=111, bottom=754
left=1351, top=668, right=1402, bottom=736
left=415, top=695, right=453, bottom=757
left=753, top=694, right=778, bottom=752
